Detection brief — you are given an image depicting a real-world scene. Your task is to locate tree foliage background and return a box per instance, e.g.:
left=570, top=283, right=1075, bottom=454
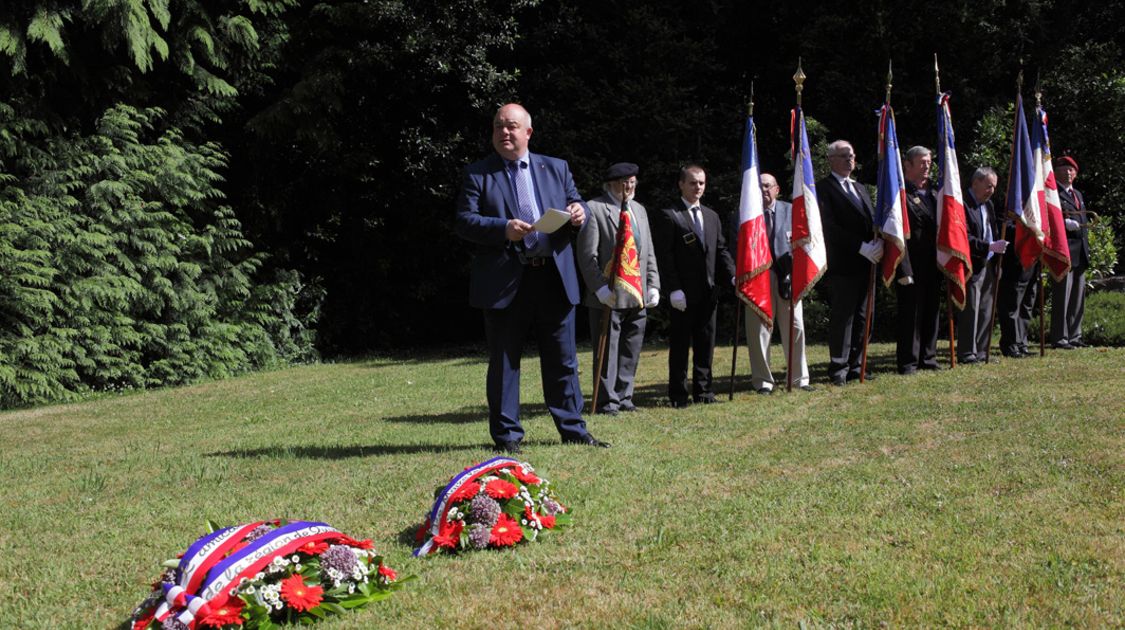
left=1, top=0, right=1122, bottom=405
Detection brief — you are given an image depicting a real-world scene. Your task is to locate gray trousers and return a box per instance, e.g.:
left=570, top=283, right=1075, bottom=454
left=745, top=274, right=809, bottom=389
left=588, top=306, right=646, bottom=411
left=1050, top=269, right=1086, bottom=345
left=957, top=260, right=998, bottom=361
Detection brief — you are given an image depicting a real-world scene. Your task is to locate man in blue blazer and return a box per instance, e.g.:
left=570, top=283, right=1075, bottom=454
left=454, top=103, right=609, bottom=453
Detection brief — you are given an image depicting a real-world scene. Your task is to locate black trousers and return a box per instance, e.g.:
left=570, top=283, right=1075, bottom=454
left=827, top=272, right=870, bottom=381
left=667, top=297, right=718, bottom=402
left=895, top=271, right=941, bottom=371
left=998, top=259, right=1039, bottom=355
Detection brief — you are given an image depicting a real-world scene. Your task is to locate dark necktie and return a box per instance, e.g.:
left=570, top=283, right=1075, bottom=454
left=507, top=160, right=540, bottom=249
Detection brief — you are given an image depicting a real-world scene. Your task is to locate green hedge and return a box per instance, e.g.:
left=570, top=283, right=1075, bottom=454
left=0, top=105, right=316, bottom=408
left=1082, top=291, right=1125, bottom=347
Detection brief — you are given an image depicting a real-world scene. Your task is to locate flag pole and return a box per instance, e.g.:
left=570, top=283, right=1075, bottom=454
left=986, top=69, right=1023, bottom=364
left=936, top=54, right=957, bottom=369
left=788, top=61, right=806, bottom=393
left=1035, top=83, right=1046, bottom=357
left=590, top=195, right=627, bottom=415
left=860, top=61, right=893, bottom=383
left=728, top=89, right=754, bottom=401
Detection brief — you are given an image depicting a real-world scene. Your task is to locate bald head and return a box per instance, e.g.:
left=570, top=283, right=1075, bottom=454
left=492, top=103, right=533, bottom=161
left=760, top=172, right=780, bottom=207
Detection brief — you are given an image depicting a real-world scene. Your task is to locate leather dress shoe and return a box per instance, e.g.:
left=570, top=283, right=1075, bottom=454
left=847, top=372, right=876, bottom=383
left=619, top=403, right=638, bottom=412
left=898, top=366, right=918, bottom=375
left=669, top=399, right=691, bottom=409
left=1053, top=342, right=1074, bottom=350
left=693, top=395, right=717, bottom=404
left=959, top=356, right=978, bottom=364
left=595, top=406, right=619, bottom=416
left=1069, top=340, right=1086, bottom=348
left=756, top=387, right=773, bottom=395
left=919, top=364, right=943, bottom=371
left=830, top=376, right=847, bottom=386
left=800, top=384, right=816, bottom=392
left=493, top=440, right=522, bottom=455
left=562, top=434, right=611, bottom=448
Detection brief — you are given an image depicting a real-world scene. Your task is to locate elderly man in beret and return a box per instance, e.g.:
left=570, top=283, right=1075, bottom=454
left=577, top=162, right=661, bottom=415
left=1051, top=155, right=1091, bottom=349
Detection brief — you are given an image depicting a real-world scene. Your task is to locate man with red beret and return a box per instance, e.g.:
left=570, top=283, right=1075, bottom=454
left=1050, top=155, right=1091, bottom=349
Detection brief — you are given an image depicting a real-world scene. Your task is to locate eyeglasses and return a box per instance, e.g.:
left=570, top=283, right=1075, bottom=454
left=830, top=153, right=856, bottom=160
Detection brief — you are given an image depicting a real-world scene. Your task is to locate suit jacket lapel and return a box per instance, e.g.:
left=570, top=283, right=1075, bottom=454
left=489, top=154, right=517, bottom=220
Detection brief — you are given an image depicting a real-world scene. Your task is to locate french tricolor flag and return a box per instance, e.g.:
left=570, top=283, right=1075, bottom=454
left=788, top=107, right=827, bottom=304
left=875, top=102, right=909, bottom=287
left=935, top=93, right=972, bottom=310
left=1007, top=93, right=1045, bottom=270
left=1032, top=105, right=1071, bottom=280
left=735, top=113, right=773, bottom=328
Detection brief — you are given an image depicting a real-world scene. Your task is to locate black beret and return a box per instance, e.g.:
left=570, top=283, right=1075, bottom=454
left=604, top=162, right=639, bottom=181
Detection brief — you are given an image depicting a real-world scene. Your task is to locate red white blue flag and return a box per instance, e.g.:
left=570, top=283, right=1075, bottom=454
left=1007, top=94, right=1045, bottom=269
left=1032, top=105, right=1071, bottom=281
left=788, top=107, right=827, bottom=304
left=935, top=93, right=972, bottom=310
left=735, top=114, right=773, bottom=327
left=875, top=103, right=909, bottom=287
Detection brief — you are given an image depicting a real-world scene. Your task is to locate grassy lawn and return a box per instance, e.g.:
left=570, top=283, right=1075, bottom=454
left=1, top=342, right=1122, bottom=628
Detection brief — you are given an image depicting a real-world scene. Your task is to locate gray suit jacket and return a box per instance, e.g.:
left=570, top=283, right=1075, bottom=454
left=577, top=193, right=660, bottom=309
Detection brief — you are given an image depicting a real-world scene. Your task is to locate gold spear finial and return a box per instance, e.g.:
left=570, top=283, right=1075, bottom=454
left=1034, top=71, right=1042, bottom=107
left=794, top=58, right=806, bottom=106
left=934, top=53, right=941, bottom=95
left=749, top=80, right=755, bottom=116
left=885, top=59, right=893, bottom=104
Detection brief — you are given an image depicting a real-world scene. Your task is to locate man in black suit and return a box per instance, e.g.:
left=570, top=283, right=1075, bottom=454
left=895, top=146, right=942, bottom=374
left=957, top=167, right=1008, bottom=363
left=653, top=164, right=736, bottom=407
left=454, top=103, right=609, bottom=453
left=1050, top=155, right=1091, bottom=349
left=817, top=140, right=883, bottom=385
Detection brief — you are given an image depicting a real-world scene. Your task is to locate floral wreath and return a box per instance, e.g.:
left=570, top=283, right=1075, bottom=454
left=414, top=457, right=570, bottom=555
left=129, top=519, right=411, bottom=629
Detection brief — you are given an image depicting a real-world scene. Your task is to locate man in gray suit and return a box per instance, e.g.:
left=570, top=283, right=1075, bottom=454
left=577, top=162, right=661, bottom=415
left=736, top=173, right=812, bottom=394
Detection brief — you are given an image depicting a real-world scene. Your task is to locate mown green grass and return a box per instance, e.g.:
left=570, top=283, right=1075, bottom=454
left=1, top=342, right=1122, bottom=628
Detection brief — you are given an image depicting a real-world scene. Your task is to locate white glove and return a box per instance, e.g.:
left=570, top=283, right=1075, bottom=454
left=897, top=276, right=914, bottom=286
left=595, top=285, right=615, bottom=307
left=859, top=239, right=885, bottom=264
left=988, top=240, right=1008, bottom=254
left=645, top=287, right=660, bottom=308
left=670, top=290, right=687, bottom=312
left=1064, top=218, right=1080, bottom=231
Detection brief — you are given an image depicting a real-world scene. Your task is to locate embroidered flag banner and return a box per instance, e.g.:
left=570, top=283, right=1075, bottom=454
left=606, top=204, right=644, bottom=308
left=735, top=113, right=773, bottom=327
left=875, top=102, right=910, bottom=287
left=1008, top=93, right=1045, bottom=269
left=789, top=107, right=827, bottom=304
left=935, top=92, right=972, bottom=310
left=1032, top=105, right=1072, bottom=280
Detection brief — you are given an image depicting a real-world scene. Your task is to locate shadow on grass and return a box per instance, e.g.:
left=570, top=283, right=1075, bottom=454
left=206, top=442, right=484, bottom=460
left=381, top=404, right=562, bottom=424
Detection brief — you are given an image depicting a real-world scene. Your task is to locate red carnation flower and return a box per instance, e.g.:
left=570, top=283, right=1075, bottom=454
left=335, top=534, right=375, bottom=550
left=489, top=514, right=523, bottom=546
left=485, top=479, right=519, bottom=500
left=432, top=519, right=464, bottom=549
left=280, top=574, right=324, bottom=612
left=377, top=563, right=397, bottom=581
left=449, top=481, right=481, bottom=503
left=511, top=466, right=541, bottom=485
left=198, top=600, right=244, bottom=627
left=132, top=612, right=155, bottom=630
left=298, top=540, right=329, bottom=556
left=539, top=514, right=556, bottom=529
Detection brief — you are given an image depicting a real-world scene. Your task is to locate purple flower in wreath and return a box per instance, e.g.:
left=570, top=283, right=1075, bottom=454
left=468, top=524, right=492, bottom=549
left=320, top=545, right=359, bottom=576
left=468, top=494, right=502, bottom=526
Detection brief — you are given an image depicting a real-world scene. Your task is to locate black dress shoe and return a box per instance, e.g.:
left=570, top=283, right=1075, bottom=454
left=619, top=403, right=638, bottom=412
left=847, top=372, right=876, bottom=382
left=919, top=364, right=943, bottom=371
left=898, top=366, right=918, bottom=375
left=693, top=395, right=717, bottom=404
left=830, top=376, right=847, bottom=386
left=1053, top=341, right=1074, bottom=350
left=669, top=399, right=691, bottom=409
left=756, top=387, right=774, bottom=395
left=800, top=385, right=816, bottom=392
left=1001, top=350, right=1024, bottom=359
left=1069, top=340, right=1086, bottom=348
left=959, top=356, right=978, bottom=364
left=493, top=440, right=522, bottom=455
left=595, top=407, right=619, bottom=416
left=562, top=434, right=611, bottom=448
